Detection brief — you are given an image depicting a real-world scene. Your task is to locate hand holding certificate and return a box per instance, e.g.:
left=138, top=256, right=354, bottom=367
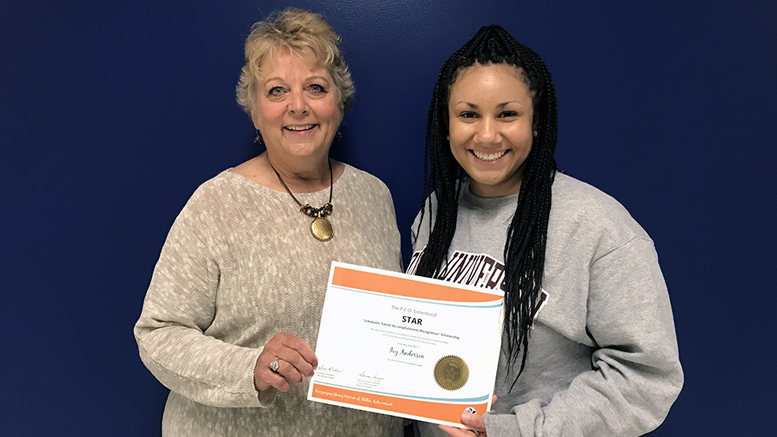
left=308, top=262, right=503, bottom=429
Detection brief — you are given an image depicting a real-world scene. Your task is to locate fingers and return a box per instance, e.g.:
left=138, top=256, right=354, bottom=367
left=460, top=412, right=486, bottom=431
left=438, top=409, right=487, bottom=437
left=255, top=362, right=291, bottom=392
left=270, top=334, right=317, bottom=377
left=436, top=409, right=487, bottom=437
left=439, top=424, right=481, bottom=437
left=254, top=353, right=286, bottom=392
left=270, top=357, right=305, bottom=385
left=254, top=333, right=318, bottom=393
left=269, top=333, right=317, bottom=367
left=442, top=394, right=495, bottom=435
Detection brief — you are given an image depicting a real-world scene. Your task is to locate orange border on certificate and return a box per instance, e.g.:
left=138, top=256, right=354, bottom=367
left=310, top=383, right=489, bottom=424
left=332, top=265, right=502, bottom=304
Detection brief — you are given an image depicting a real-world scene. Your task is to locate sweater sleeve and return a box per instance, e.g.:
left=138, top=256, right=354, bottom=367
left=483, top=237, right=683, bottom=436
left=133, top=194, right=276, bottom=408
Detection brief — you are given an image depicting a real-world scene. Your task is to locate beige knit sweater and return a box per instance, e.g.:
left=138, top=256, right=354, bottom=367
left=135, top=166, right=404, bottom=436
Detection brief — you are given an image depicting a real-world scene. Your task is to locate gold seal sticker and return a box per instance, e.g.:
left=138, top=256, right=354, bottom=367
left=434, top=355, right=469, bottom=391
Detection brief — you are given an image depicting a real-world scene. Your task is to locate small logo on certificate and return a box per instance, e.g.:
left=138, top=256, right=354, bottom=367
left=434, top=355, right=469, bottom=390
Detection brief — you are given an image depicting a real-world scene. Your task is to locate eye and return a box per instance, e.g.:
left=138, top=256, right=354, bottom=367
left=459, top=111, right=478, bottom=119
left=268, top=86, right=285, bottom=97
left=308, top=83, right=326, bottom=93
left=498, top=111, right=518, bottom=118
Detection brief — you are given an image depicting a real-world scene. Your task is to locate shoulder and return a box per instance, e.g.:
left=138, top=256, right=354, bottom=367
left=549, top=172, right=651, bottom=250
left=551, top=173, right=627, bottom=211
left=341, top=164, right=389, bottom=188
left=185, top=170, right=246, bottom=210
left=339, top=164, right=394, bottom=199
left=156, top=170, right=245, bottom=249
left=173, top=169, right=269, bottom=232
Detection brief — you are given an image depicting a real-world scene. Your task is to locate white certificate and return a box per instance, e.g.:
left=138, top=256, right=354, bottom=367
left=308, top=262, right=503, bottom=428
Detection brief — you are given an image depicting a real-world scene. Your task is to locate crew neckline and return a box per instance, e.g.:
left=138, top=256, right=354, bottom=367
left=223, top=164, right=352, bottom=196
left=460, top=179, right=520, bottom=210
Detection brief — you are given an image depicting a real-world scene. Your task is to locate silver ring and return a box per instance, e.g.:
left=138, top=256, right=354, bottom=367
left=269, top=360, right=279, bottom=373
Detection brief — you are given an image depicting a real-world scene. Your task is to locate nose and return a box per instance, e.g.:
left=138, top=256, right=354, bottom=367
left=288, top=90, right=308, bottom=114
left=474, top=117, right=499, bottom=144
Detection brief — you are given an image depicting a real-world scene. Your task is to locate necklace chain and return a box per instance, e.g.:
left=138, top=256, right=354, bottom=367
left=269, top=160, right=333, bottom=218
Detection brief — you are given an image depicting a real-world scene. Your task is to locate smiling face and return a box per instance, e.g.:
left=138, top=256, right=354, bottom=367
left=253, top=47, right=342, bottom=168
left=448, top=63, right=535, bottom=197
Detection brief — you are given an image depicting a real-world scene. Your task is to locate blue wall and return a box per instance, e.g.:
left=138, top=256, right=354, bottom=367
left=2, top=1, right=775, bottom=435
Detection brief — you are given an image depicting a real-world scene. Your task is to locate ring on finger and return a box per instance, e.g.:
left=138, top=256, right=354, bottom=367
left=269, top=359, right=280, bottom=373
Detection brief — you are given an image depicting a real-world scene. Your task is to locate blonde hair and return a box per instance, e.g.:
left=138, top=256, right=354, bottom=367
left=236, top=8, right=354, bottom=117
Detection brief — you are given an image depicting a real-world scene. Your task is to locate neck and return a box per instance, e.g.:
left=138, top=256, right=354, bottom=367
left=264, top=153, right=331, bottom=192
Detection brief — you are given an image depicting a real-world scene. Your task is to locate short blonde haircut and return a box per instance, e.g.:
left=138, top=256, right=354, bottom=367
left=236, top=8, right=355, bottom=117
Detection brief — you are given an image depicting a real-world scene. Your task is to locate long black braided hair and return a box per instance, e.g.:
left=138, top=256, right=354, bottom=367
left=413, top=25, right=558, bottom=389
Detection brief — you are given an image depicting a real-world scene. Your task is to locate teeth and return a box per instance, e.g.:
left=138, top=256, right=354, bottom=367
left=473, top=150, right=507, bottom=161
left=285, top=124, right=315, bottom=131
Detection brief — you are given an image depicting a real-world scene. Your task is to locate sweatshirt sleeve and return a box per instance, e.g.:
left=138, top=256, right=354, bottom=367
left=133, top=195, right=277, bottom=408
left=483, top=237, right=683, bottom=436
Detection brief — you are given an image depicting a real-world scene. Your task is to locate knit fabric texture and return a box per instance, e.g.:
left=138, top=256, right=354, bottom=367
left=135, top=166, right=404, bottom=436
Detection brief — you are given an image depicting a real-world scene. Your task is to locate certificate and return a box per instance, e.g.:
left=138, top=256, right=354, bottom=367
left=307, top=262, right=503, bottom=428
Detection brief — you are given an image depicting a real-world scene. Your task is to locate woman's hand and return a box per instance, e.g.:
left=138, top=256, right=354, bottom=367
left=439, top=395, right=497, bottom=437
left=253, top=332, right=318, bottom=392
left=439, top=414, right=486, bottom=437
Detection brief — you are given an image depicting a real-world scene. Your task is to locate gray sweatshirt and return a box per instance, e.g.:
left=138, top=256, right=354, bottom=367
left=409, top=173, right=683, bottom=437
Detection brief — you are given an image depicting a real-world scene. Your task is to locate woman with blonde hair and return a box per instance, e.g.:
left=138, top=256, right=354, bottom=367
left=135, top=8, right=403, bottom=436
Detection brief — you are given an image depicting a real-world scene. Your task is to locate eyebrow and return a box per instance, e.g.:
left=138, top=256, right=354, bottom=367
left=456, top=100, right=522, bottom=109
left=263, top=75, right=332, bottom=85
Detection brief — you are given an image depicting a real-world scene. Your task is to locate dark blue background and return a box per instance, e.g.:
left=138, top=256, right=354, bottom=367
left=2, top=1, right=775, bottom=435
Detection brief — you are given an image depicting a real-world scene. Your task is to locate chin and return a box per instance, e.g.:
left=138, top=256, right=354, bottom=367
left=288, top=142, right=328, bottom=156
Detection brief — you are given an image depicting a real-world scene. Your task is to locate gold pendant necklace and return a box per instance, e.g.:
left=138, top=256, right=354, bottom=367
left=310, top=216, right=334, bottom=241
left=270, top=160, right=334, bottom=242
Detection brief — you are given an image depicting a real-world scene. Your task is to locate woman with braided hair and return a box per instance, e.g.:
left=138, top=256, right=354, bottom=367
left=408, top=25, right=683, bottom=436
